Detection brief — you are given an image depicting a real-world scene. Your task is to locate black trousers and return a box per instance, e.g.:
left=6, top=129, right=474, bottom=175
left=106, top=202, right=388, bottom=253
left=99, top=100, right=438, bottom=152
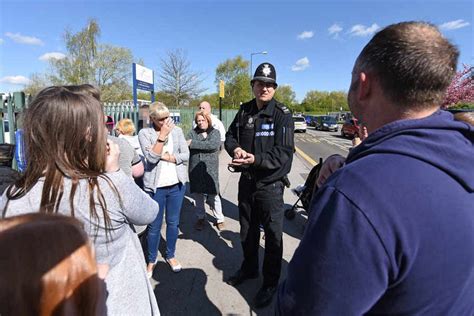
left=238, top=176, right=284, bottom=287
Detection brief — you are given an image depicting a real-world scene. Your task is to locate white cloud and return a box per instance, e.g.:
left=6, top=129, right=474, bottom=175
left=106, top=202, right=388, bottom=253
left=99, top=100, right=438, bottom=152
left=5, top=32, right=44, bottom=45
left=297, top=31, right=314, bottom=40
left=349, top=23, right=380, bottom=36
left=328, top=24, right=343, bottom=35
left=0, top=76, right=30, bottom=85
left=439, top=19, right=470, bottom=30
left=328, top=23, right=343, bottom=38
left=39, top=52, right=66, bottom=61
left=291, top=57, right=310, bottom=72
left=0, top=38, right=3, bottom=44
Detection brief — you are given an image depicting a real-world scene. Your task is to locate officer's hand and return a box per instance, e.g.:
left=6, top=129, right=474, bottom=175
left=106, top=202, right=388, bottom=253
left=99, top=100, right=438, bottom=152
left=233, top=147, right=247, bottom=159
left=316, top=154, right=346, bottom=187
left=232, top=153, right=255, bottom=165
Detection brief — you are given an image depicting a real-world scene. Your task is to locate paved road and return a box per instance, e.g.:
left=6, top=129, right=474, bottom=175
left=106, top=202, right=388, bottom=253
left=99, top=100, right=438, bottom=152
left=294, top=126, right=352, bottom=166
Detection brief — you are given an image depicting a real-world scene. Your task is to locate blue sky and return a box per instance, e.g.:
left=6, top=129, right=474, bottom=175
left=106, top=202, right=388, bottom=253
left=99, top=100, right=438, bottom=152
left=0, top=0, right=472, bottom=101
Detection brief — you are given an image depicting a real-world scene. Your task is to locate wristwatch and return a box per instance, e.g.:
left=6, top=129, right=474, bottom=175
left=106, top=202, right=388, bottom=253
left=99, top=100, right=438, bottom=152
left=157, top=138, right=166, bottom=143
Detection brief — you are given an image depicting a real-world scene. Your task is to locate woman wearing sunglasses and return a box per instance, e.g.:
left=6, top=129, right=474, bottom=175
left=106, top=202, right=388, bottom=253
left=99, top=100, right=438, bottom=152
left=138, top=102, right=189, bottom=277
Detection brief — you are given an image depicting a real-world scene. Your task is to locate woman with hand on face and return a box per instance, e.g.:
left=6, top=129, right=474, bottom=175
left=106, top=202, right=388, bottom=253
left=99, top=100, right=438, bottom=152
left=187, top=111, right=224, bottom=231
left=138, top=102, right=189, bottom=276
left=0, top=86, right=160, bottom=315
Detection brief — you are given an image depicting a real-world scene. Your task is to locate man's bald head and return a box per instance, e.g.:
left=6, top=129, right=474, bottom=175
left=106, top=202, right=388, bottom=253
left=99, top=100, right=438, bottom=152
left=198, top=101, right=212, bottom=114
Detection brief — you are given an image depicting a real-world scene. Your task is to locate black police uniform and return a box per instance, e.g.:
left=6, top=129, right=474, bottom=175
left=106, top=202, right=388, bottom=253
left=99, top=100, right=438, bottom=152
left=225, top=97, right=294, bottom=288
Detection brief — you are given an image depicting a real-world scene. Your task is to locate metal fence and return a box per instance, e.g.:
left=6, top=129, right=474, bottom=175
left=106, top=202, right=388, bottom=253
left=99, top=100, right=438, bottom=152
left=1, top=92, right=238, bottom=146
left=167, top=108, right=238, bottom=136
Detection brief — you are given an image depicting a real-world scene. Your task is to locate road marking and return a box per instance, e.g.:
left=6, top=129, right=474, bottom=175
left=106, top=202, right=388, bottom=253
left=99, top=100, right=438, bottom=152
left=320, top=137, right=352, bottom=151
left=295, top=146, right=317, bottom=166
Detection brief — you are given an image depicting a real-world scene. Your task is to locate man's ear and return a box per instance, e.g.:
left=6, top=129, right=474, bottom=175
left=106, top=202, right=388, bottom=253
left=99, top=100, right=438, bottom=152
left=358, top=72, right=371, bottom=100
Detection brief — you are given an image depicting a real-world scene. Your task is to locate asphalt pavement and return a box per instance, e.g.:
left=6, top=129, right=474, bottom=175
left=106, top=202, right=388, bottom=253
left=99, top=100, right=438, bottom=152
left=149, top=150, right=312, bottom=315
left=294, top=126, right=352, bottom=165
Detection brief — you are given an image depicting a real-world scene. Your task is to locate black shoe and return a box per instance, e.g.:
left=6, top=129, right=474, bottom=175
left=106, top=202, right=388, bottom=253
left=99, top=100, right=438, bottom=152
left=226, top=270, right=258, bottom=286
left=253, top=285, right=277, bottom=308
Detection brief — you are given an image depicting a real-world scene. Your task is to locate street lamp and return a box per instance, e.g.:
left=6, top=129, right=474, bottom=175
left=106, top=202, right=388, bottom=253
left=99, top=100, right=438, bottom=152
left=250, top=51, right=268, bottom=77
left=250, top=51, right=267, bottom=94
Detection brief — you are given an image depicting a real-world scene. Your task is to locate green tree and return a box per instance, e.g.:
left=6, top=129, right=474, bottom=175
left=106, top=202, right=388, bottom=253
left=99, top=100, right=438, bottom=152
left=189, top=93, right=220, bottom=109
left=328, top=91, right=349, bottom=113
left=158, top=49, right=205, bottom=108
left=50, top=19, right=100, bottom=85
left=24, top=73, right=50, bottom=97
left=215, top=56, right=252, bottom=108
left=302, top=90, right=348, bottom=114
left=274, top=85, right=297, bottom=108
left=27, top=19, right=134, bottom=102
left=136, top=91, right=152, bottom=101
left=154, top=91, right=177, bottom=107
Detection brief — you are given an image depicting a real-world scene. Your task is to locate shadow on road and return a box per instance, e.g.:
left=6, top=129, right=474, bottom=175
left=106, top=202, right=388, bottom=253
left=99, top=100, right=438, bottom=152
left=152, top=261, right=221, bottom=315
left=176, top=194, right=294, bottom=315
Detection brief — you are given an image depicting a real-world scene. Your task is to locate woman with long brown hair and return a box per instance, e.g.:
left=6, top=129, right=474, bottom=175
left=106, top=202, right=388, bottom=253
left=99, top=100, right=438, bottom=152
left=0, top=86, right=160, bottom=315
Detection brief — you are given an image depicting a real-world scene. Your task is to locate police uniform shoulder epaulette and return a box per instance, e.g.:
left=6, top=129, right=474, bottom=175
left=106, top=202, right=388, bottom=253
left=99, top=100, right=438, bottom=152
left=275, top=102, right=291, bottom=115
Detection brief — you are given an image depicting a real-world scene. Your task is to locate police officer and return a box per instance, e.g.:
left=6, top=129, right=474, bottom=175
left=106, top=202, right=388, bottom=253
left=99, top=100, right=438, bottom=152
left=224, top=63, right=294, bottom=308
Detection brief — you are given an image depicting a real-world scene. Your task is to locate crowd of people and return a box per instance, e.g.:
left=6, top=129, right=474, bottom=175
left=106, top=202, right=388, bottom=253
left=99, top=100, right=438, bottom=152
left=0, top=21, right=473, bottom=315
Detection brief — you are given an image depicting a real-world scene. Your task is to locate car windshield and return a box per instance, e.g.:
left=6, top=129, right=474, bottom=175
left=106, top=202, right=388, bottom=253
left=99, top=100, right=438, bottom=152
left=322, top=117, right=337, bottom=123
left=293, top=117, right=305, bottom=122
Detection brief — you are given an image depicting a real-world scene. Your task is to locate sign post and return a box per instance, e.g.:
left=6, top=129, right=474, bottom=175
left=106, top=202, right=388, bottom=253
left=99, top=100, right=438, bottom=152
left=219, top=80, right=225, bottom=120
left=132, top=63, right=154, bottom=129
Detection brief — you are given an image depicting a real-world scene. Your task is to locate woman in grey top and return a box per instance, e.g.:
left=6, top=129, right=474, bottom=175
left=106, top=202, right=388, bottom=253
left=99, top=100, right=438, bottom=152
left=187, top=111, right=225, bottom=231
left=0, top=86, right=160, bottom=315
left=138, top=102, right=189, bottom=276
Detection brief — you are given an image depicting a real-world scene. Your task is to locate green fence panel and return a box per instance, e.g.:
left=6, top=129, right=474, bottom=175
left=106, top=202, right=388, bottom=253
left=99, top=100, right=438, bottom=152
left=163, top=108, right=238, bottom=136
left=1, top=94, right=237, bottom=150
left=103, top=103, right=139, bottom=131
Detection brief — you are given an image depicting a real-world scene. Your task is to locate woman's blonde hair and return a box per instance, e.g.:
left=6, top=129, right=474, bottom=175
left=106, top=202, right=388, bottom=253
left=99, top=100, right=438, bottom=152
left=194, top=111, right=212, bottom=126
left=116, top=118, right=136, bottom=136
left=149, top=102, right=169, bottom=120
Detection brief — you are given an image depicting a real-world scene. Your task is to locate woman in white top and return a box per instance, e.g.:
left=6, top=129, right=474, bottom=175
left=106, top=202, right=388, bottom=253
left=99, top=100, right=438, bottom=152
left=138, top=102, right=189, bottom=276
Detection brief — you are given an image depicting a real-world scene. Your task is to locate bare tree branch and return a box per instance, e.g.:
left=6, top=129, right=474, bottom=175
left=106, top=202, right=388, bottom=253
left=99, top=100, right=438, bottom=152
left=158, top=49, right=206, bottom=107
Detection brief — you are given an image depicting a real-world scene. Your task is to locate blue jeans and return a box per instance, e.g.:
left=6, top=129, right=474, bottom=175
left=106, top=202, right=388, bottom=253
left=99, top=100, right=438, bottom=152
left=146, top=183, right=185, bottom=263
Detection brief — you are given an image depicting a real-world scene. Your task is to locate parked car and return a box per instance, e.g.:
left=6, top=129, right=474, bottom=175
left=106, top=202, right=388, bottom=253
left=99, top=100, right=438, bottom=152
left=304, top=115, right=314, bottom=125
left=314, top=116, right=338, bottom=132
left=308, top=115, right=321, bottom=127
left=341, top=118, right=360, bottom=138
left=293, top=116, right=307, bottom=133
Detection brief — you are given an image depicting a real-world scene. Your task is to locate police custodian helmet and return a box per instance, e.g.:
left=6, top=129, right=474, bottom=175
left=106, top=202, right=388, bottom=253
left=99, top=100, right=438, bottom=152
left=251, top=63, right=278, bottom=87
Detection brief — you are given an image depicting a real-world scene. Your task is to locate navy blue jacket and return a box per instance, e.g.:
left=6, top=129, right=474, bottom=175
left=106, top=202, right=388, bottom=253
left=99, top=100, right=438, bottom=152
left=278, top=110, right=474, bottom=315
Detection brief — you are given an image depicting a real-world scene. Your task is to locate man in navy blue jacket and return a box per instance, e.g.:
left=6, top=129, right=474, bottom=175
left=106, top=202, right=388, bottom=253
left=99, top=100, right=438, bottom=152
left=278, top=21, right=474, bottom=315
